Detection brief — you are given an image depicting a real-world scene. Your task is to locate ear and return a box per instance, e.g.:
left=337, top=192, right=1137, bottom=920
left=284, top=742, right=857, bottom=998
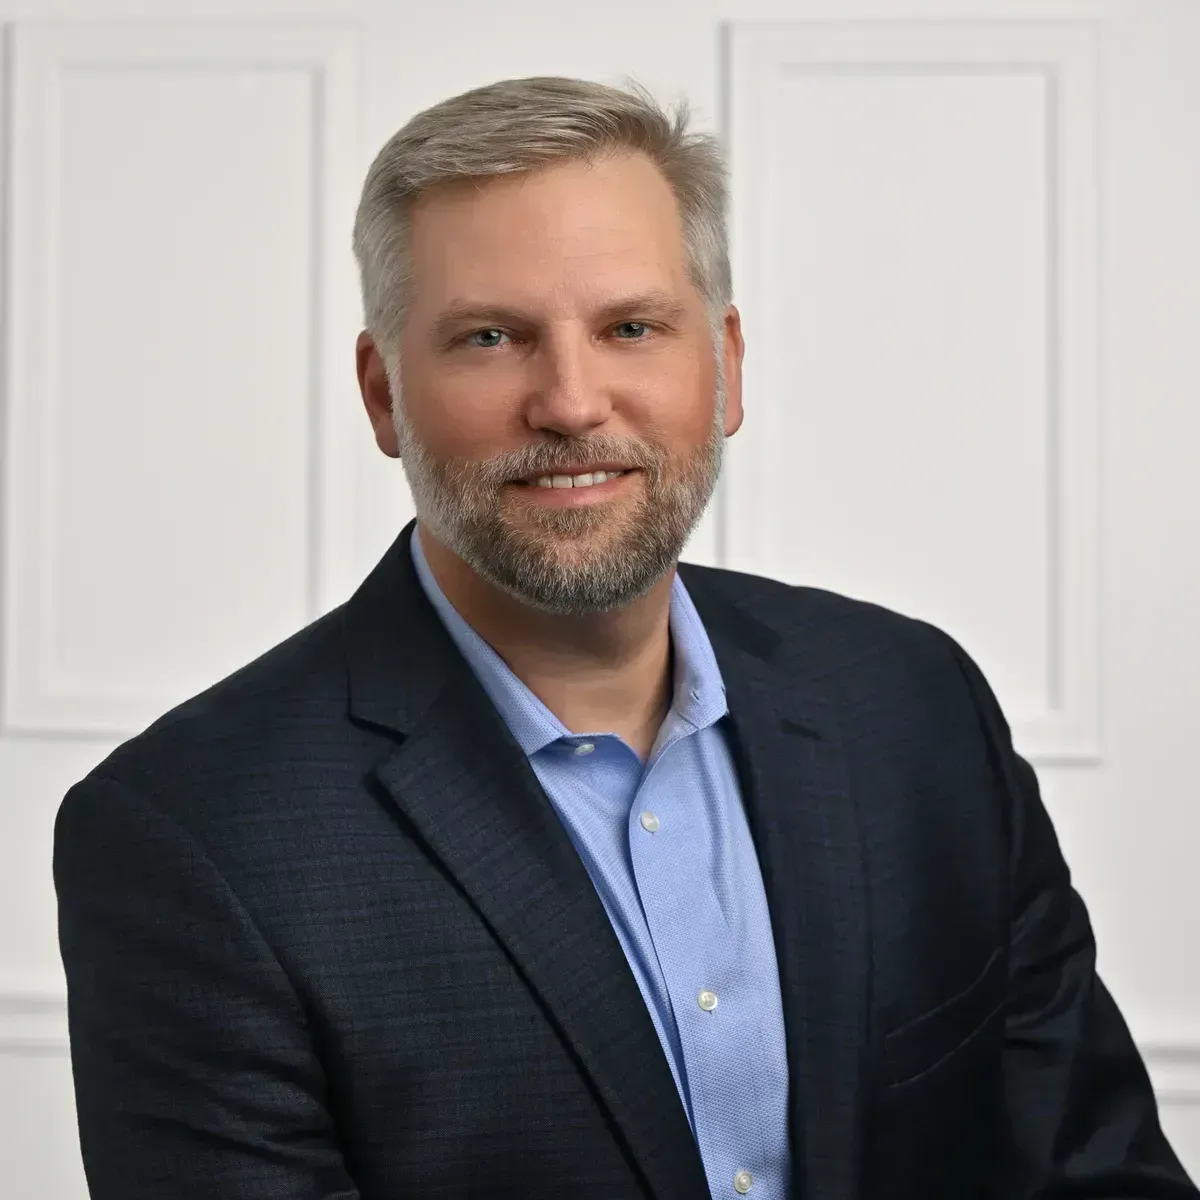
left=356, top=330, right=400, bottom=458
left=721, top=305, right=745, bottom=438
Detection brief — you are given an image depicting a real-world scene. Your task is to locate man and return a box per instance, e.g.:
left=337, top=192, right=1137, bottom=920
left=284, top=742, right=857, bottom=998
left=54, top=76, right=1195, bottom=1200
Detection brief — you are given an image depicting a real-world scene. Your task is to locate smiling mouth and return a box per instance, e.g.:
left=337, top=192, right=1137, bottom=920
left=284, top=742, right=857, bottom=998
left=511, top=468, right=632, bottom=490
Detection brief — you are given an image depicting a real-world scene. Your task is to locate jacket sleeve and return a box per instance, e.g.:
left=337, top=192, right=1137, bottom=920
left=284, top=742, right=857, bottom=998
left=53, top=772, right=362, bottom=1200
left=948, top=640, right=1198, bottom=1196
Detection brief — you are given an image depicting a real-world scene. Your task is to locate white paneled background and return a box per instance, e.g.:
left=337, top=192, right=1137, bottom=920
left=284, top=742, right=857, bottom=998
left=1, top=0, right=1197, bottom=1194
left=725, top=20, right=1101, bottom=764
left=4, top=21, right=360, bottom=739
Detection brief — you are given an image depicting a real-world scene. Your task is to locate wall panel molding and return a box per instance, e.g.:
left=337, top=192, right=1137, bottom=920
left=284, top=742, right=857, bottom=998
left=2, top=21, right=361, bottom=739
left=722, top=19, right=1100, bottom=764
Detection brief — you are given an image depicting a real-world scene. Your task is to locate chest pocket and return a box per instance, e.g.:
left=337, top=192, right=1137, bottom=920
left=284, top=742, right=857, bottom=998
left=882, top=946, right=1005, bottom=1088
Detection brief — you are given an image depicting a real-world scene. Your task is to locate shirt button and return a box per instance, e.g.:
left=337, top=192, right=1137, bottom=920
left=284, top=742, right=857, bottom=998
left=697, top=989, right=718, bottom=1011
left=573, top=742, right=595, bottom=756
left=639, top=811, right=660, bottom=833
left=733, top=1168, right=753, bottom=1193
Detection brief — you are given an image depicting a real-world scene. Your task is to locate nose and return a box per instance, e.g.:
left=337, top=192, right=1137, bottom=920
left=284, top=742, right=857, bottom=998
left=522, top=325, right=613, bottom=437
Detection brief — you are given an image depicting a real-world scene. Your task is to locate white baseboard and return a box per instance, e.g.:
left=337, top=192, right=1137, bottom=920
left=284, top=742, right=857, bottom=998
left=1144, top=1042, right=1200, bottom=1108
left=0, top=989, right=68, bottom=1056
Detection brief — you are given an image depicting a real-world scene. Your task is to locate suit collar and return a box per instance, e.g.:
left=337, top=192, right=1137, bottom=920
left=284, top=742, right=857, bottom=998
left=343, top=524, right=869, bottom=1199
left=341, top=520, right=457, bottom=737
left=407, top=522, right=564, bottom=755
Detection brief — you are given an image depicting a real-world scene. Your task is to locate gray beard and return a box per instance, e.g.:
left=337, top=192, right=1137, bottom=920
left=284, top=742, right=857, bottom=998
left=388, top=360, right=726, bottom=615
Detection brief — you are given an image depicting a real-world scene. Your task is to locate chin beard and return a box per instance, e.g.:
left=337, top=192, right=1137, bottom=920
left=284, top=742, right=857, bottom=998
left=438, top=481, right=708, bottom=615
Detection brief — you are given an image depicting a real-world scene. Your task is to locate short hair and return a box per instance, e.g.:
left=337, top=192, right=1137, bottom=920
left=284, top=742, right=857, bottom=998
left=351, top=76, right=731, bottom=357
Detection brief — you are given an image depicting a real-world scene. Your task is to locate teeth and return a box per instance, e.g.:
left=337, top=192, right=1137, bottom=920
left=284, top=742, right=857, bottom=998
left=533, top=470, right=625, bottom=489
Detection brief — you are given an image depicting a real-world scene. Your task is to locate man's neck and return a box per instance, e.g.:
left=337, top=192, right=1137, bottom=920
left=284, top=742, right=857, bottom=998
left=418, top=523, right=675, bottom=760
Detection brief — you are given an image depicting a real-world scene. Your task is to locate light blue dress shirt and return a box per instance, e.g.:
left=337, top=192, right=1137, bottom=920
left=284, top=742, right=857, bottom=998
left=410, top=528, right=791, bottom=1200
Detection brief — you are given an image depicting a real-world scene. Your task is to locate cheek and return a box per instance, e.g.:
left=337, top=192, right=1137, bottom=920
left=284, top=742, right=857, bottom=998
left=399, top=361, right=525, bottom=459
left=628, top=357, right=718, bottom=444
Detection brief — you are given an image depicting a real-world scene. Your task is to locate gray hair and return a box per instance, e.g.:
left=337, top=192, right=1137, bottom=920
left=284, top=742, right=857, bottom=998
left=351, top=76, right=732, bottom=359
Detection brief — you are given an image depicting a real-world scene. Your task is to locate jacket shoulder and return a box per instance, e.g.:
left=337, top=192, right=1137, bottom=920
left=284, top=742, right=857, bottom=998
left=679, top=561, right=964, bottom=668
left=76, top=602, right=352, bottom=796
left=680, top=562, right=1015, bottom=792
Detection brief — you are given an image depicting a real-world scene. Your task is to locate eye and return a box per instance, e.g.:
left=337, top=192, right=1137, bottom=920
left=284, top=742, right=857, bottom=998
left=612, top=321, right=650, bottom=340
left=464, top=328, right=509, bottom=349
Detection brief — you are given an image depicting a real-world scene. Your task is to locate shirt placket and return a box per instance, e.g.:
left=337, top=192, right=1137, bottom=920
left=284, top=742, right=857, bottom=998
left=628, top=739, right=777, bottom=1200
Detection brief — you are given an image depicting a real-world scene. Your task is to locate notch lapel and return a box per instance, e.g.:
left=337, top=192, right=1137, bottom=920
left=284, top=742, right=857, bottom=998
left=343, top=526, right=710, bottom=1200
left=684, top=568, right=871, bottom=1200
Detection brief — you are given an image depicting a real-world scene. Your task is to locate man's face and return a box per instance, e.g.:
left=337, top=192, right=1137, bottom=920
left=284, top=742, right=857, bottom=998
left=368, top=151, right=743, bottom=614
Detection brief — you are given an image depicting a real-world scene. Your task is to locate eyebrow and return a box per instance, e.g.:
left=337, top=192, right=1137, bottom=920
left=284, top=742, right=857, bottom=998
left=429, top=289, right=689, bottom=343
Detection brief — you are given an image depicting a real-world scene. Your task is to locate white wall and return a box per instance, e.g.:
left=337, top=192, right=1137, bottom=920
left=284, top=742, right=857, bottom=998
left=1, top=0, right=1197, bottom=1192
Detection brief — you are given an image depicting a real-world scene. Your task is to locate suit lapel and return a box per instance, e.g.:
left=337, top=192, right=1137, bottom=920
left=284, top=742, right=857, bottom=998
left=683, top=567, right=871, bottom=1200
left=343, top=525, right=710, bottom=1200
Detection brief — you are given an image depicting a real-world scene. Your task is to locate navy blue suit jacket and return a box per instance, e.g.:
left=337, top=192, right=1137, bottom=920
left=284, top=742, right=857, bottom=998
left=54, top=521, right=1196, bottom=1198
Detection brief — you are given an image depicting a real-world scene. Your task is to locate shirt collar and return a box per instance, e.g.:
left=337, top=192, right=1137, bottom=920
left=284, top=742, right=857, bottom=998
left=409, top=526, right=728, bottom=758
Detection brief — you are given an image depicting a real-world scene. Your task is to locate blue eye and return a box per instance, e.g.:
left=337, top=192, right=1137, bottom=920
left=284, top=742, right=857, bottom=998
left=467, top=329, right=507, bottom=348
left=613, top=321, right=648, bottom=339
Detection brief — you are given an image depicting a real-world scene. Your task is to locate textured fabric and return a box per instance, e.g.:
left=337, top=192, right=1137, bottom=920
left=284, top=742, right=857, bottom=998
left=52, top=520, right=1198, bottom=1200
left=410, top=529, right=790, bottom=1200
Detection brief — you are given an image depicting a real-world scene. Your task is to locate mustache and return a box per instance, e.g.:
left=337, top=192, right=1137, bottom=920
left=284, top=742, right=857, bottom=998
left=446, top=436, right=666, bottom=487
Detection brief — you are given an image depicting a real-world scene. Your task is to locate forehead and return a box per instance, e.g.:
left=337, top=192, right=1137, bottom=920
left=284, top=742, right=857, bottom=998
left=405, top=152, right=693, bottom=311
